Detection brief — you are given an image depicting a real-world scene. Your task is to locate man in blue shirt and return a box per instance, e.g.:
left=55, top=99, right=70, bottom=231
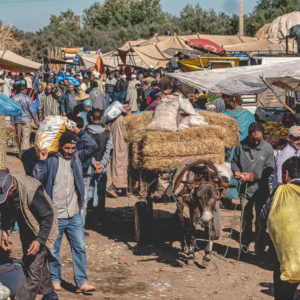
left=11, top=85, right=37, bottom=151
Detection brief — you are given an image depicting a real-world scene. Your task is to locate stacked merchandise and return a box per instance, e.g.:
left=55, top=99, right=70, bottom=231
left=263, top=121, right=289, bottom=140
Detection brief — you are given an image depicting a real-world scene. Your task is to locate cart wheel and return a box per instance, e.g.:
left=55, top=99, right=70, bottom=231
left=134, top=202, right=148, bottom=242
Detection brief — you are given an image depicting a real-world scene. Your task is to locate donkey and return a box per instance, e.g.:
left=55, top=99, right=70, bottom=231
left=170, top=161, right=235, bottom=267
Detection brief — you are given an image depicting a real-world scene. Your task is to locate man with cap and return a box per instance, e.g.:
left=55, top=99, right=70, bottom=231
left=148, top=65, right=155, bottom=74
left=79, top=75, right=87, bottom=91
left=138, top=81, right=148, bottom=111
left=105, top=72, right=117, bottom=108
left=0, top=172, right=59, bottom=300
left=273, top=125, right=300, bottom=188
left=89, top=82, right=106, bottom=111
left=33, top=125, right=98, bottom=293
left=206, top=104, right=216, bottom=112
left=126, top=74, right=141, bottom=113
left=115, top=74, right=129, bottom=93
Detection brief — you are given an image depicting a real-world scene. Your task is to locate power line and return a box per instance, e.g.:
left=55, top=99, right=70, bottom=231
left=0, top=0, right=52, bottom=3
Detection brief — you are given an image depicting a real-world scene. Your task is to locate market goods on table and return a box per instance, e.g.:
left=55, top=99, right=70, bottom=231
left=263, top=121, right=289, bottom=139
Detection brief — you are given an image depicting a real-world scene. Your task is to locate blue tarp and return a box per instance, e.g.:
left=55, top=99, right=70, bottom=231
left=0, top=92, right=22, bottom=116
left=57, top=72, right=80, bottom=86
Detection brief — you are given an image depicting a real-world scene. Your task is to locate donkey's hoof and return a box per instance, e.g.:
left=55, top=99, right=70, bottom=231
left=202, top=256, right=210, bottom=268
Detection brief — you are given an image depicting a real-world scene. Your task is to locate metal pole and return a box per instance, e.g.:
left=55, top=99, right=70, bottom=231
left=239, top=0, right=244, bottom=37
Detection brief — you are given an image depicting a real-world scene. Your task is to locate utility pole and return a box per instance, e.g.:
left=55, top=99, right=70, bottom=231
left=239, top=0, right=244, bottom=36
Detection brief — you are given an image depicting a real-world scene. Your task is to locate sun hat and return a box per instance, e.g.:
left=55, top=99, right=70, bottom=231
left=0, top=173, right=13, bottom=204
left=75, top=90, right=90, bottom=101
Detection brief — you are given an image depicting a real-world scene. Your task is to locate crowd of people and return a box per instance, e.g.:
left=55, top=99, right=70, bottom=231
left=0, top=64, right=300, bottom=300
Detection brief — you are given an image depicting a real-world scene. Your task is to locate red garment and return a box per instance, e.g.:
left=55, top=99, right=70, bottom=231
left=146, top=87, right=160, bottom=105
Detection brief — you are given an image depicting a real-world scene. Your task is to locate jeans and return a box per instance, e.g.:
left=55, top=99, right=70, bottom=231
left=105, top=92, right=113, bottom=109
left=49, top=213, right=88, bottom=288
left=81, top=177, right=90, bottom=226
left=88, top=167, right=107, bottom=222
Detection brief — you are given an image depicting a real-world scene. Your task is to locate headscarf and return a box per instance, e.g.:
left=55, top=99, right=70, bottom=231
left=81, top=99, right=93, bottom=126
left=83, top=99, right=92, bottom=108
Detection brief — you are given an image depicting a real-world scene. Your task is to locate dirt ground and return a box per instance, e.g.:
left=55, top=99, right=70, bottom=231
left=5, top=150, right=300, bottom=300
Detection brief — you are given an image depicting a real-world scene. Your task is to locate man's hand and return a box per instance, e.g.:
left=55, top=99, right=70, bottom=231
left=234, top=172, right=241, bottom=179
left=27, top=241, right=40, bottom=256
left=1, top=231, right=11, bottom=251
left=93, top=161, right=101, bottom=169
left=39, top=148, right=48, bottom=161
left=11, top=123, right=15, bottom=131
left=241, top=173, right=252, bottom=182
left=70, top=125, right=80, bottom=134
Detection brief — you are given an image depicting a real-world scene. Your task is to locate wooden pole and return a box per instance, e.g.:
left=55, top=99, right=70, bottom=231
left=165, top=74, right=187, bottom=97
left=260, top=76, right=295, bottom=115
left=198, top=55, right=205, bottom=71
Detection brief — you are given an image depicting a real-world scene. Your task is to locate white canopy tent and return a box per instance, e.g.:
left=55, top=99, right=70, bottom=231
left=0, top=49, right=41, bottom=73
left=167, top=60, right=300, bottom=95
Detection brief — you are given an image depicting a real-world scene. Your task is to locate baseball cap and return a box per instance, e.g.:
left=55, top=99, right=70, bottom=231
left=148, top=65, right=154, bottom=69
left=289, top=126, right=300, bottom=137
left=59, top=131, right=77, bottom=145
left=121, top=75, right=127, bottom=78
left=131, top=74, right=136, bottom=78
left=0, top=173, right=13, bottom=204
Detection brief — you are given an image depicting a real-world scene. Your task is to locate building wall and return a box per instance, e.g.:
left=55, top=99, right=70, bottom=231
left=258, top=86, right=285, bottom=107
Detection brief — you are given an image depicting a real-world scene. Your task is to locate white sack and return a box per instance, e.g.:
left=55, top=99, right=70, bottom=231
left=104, top=101, right=123, bottom=120
left=179, top=93, right=197, bottom=115
left=215, top=162, right=233, bottom=183
left=179, top=115, right=208, bottom=130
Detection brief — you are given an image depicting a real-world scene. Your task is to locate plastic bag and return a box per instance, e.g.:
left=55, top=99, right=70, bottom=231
left=215, top=162, right=233, bottom=183
left=35, top=116, right=76, bottom=155
left=179, top=93, right=197, bottom=115
left=146, top=95, right=180, bottom=132
left=267, top=183, right=300, bottom=283
left=179, top=115, right=208, bottom=130
left=104, top=101, right=123, bottom=121
left=0, top=284, right=10, bottom=300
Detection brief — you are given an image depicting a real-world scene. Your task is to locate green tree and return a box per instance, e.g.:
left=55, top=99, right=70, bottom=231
left=48, top=9, right=81, bottom=31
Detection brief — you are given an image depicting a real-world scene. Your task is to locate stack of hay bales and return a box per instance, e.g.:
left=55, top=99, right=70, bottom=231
left=123, top=111, right=239, bottom=171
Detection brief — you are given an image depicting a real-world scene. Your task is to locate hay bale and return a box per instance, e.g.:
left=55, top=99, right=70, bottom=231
left=255, top=23, right=271, bottom=38
left=144, top=125, right=226, bottom=143
left=130, top=143, right=142, bottom=169
left=122, top=112, right=153, bottom=143
left=122, top=110, right=239, bottom=147
left=142, top=139, right=225, bottom=170
left=195, top=111, right=239, bottom=148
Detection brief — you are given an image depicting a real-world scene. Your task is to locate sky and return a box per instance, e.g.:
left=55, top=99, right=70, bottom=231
left=0, top=0, right=257, bottom=32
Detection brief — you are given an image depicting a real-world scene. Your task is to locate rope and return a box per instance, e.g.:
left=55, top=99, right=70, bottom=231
left=169, top=173, right=249, bottom=263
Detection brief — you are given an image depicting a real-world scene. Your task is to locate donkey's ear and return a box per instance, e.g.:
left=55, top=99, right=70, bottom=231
left=215, top=181, right=236, bottom=189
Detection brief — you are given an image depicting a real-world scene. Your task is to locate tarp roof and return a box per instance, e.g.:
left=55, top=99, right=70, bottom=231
left=167, top=59, right=300, bottom=94
left=0, top=49, right=41, bottom=73
left=223, top=38, right=279, bottom=52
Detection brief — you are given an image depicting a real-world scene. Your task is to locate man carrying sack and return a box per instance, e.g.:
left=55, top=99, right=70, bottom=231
left=33, top=126, right=97, bottom=293
left=0, top=172, right=59, bottom=300
left=260, top=156, right=300, bottom=300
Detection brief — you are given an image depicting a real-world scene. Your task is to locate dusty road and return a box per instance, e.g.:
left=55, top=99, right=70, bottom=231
left=6, top=151, right=300, bottom=300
